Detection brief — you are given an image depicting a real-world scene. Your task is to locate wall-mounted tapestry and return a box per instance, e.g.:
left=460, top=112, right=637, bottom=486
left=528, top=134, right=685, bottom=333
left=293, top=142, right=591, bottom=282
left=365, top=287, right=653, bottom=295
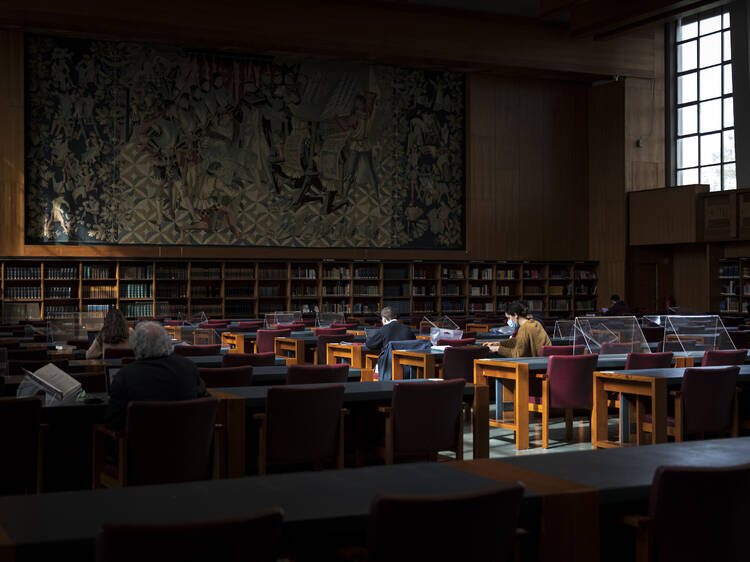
left=24, top=35, right=465, bottom=248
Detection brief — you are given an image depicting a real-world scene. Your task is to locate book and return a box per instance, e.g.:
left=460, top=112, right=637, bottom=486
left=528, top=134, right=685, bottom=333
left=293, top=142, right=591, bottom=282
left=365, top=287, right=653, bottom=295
left=22, top=363, right=82, bottom=401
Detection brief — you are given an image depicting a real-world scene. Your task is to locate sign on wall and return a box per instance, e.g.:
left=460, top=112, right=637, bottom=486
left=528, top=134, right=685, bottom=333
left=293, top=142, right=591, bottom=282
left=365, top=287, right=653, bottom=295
left=24, top=35, right=465, bottom=249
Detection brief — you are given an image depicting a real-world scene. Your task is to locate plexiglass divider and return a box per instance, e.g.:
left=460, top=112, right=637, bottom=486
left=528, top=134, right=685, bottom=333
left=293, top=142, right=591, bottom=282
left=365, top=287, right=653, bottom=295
left=572, top=316, right=650, bottom=355
left=644, top=315, right=736, bottom=352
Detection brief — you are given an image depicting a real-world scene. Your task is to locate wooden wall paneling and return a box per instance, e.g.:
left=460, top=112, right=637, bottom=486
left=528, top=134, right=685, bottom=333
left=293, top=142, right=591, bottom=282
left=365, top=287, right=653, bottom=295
left=698, top=191, right=737, bottom=241
left=589, top=80, right=627, bottom=309
left=628, top=185, right=708, bottom=245
left=672, top=243, right=710, bottom=313
left=737, top=190, right=750, bottom=240
left=0, top=1, right=659, bottom=79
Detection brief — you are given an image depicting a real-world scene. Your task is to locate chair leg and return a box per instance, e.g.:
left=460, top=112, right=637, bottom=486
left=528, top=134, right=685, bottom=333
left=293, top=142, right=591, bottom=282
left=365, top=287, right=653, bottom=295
left=256, top=415, right=267, bottom=476
left=731, top=388, right=740, bottom=438
left=384, top=412, right=394, bottom=465
left=542, top=380, right=549, bottom=449
left=455, top=405, right=465, bottom=461
left=674, top=396, right=683, bottom=443
left=565, top=409, right=573, bottom=441
left=337, top=409, right=347, bottom=469
left=636, top=397, right=646, bottom=446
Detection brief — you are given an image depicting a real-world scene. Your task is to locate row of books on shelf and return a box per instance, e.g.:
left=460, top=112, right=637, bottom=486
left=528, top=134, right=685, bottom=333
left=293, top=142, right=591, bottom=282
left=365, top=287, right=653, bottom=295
left=83, top=286, right=117, bottom=298
left=122, top=284, right=152, bottom=298
left=44, top=267, right=78, bottom=280
left=5, top=267, right=41, bottom=280
left=82, top=266, right=112, bottom=280
left=120, top=265, right=153, bottom=279
left=190, top=268, right=221, bottom=280
left=5, top=287, right=41, bottom=299
left=45, top=287, right=73, bottom=299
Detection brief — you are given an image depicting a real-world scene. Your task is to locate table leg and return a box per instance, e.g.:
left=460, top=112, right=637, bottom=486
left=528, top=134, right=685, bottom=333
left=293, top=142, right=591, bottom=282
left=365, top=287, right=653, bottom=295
left=515, top=364, right=529, bottom=450
left=650, top=379, right=668, bottom=444
left=472, top=384, right=489, bottom=459
left=392, top=352, right=402, bottom=381
left=592, top=373, right=608, bottom=447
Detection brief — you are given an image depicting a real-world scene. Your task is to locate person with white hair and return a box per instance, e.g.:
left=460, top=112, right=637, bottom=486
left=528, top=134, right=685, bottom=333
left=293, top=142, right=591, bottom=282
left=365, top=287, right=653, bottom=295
left=103, top=322, right=208, bottom=429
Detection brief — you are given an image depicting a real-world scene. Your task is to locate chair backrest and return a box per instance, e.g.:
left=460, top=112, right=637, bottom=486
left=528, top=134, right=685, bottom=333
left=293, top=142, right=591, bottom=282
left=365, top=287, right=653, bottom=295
left=625, top=351, right=674, bottom=370
left=368, top=484, right=524, bottom=562
left=436, top=338, right=476, bottom=347
left=730, top=330, right=750, bottom=349
left=330, top=322, right=358, bottom=330
left=198, top=366, right=253, bottom=388
left=96, top=509, right=284, bottom=562
left=222, top=352, right=276, bottom=367
left=125, top=398, right=219, bottom=486
left=286, top=364, right=349, bottom=385
left=641, top=326, right=665, bottom=343
left=255, top=329, right=291, bottom=354
left=312, top=327, right=348, bottom=336
left=173, top=344, right=221, bottom=357
left=599, top=342, right=639, bottom=354
left=391, top=379, right=465, bottom=456
left=547, top=354, right=599, bottom=409
left=442, top=345, right=489, bottom=382
left=0, top=397, right=41, bottom=494
left=378, top=339, right=432, bottom=382
left=539, top=345, right=585, bottom=357
left=235, top=321, right=265, bottom=331
left=701, top=349, right=747, bottom=367
left=102, top=347, right=135, bottom=359
left=9, top=359, right=69, bottom=376
left=680, top=366, right=739, bottom=434
left=316, top=334, right=353, bottom=365
left=265, top=385, right=345, bottom=465
left=649, top=463, right=750, bottom=562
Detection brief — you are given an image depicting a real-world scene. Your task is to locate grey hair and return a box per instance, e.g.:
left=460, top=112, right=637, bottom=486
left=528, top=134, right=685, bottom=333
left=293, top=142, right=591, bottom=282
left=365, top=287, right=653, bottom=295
left=381, top=306, right=396, bottom=322
left=130, top=321, right=173, bottom=359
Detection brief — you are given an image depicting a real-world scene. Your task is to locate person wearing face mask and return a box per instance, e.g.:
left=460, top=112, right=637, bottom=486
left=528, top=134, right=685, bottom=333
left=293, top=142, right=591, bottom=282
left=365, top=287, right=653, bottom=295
left=484, top=301, right=550, bottom=357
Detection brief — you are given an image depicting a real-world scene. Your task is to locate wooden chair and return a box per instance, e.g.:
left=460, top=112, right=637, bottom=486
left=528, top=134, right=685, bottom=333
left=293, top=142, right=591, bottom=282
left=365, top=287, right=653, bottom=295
left=442, top=345, right=489, bottom=382
left=624, top=351, right=673, bottom=370
left=624, top=463, right=750, bottom=562
left=254, top=329, right=291, bottom=354
left=286, top=364, right=349, bottom=385
left=539, top=345, right=585, bottom=356
left=378, top=379, right=466, bottom=464
left=198, top=366, right=253, bottom=387
left=0, top=397, right=44, bottom=494
left=96, top=509, right=284, bottom=562
left=316, top=334, right=353, bottom=364
left=254, top=385, right=347, bottom=475
left=367, top=484, right=524, bottom=562
left=222, top=352, right=275, bottom=367
left=701, top=348, right=747, bottom=366
left=639, top=366, right=739, bottom=443
left=529, top=354, right=598, bottom=448
left=234, top=321, right=265, bottom=331
left=92, top=397, right=222, bottom=488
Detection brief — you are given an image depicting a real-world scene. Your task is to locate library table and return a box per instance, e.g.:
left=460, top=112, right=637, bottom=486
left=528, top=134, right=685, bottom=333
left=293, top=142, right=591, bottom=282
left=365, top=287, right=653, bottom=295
left=326, top=342, right=378, bottom=371
left=275, top=334, right=365, bottom=365
left=591, top=365, right=750, bottom=449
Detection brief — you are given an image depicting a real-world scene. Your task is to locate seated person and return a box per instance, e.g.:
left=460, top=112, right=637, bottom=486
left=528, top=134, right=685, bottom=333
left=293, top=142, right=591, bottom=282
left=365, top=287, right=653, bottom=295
left=605, top=294, right=630, bottom=316
left=365, top=306, right=415, bottom=350
left=484, top=301, right=550, bottom=357
left=103, top=322, right=208, bottom=429
left=86, top=309, right=133, bottom=359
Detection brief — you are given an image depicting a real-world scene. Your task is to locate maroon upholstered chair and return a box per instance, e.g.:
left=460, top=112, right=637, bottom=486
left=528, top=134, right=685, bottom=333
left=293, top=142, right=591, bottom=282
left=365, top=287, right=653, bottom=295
left=276, top=321, right=305, bottom=330
left=722, top=316, right=746, bottom=327
left=529, top=354, right=599, bottom=448
left=625, top=352, right=674, bottom=370
left=173, top=344, right=221, bottom=357
left=539, top=345, right=585, bottom=357
left=164, top=320, right=183, bottom=326
left=9, top=359, right=69, bottom=376
left=442, top=345, right=489, bottom=383
left=701, top=348, right=747, bottom=366
left=93, top=397, right=221, bottom=488
left=316, top=334, right=353, bottom=365
left=436, top=338, right=476, bottom=347
left=312, top=327, right=348, bottom=336
left=102, top=347, right=135, bottom=359
left=624, top=463, right=750, bottom=562
left=96, top=509, right=284, bottom=562
left=730, top=330, right=750, bottom=349
left=0, top=397, right=43, bottom=494
left=640, top=366, right=740, bottom=442
left=599, top=342, right=639, bottom=354
left=200, top=320, right=229, bottom=329
left=198, top=366, right=253, bottom=388
left=641, top=326, right=665, bottom=343
left=235, top=321, right=264, bottom=331
left=331, top=322, right=358, bottom=330
left=367, top=484, right=524, bottom=562
left=222, top=352, right=276, bottom=367
left=255, top=329, right=292, bottom=354
left=380, top=379, right=466, bottom=463
left=254, top=385, right=346, bottom=474
left=286, top=364, right=349, bottom=385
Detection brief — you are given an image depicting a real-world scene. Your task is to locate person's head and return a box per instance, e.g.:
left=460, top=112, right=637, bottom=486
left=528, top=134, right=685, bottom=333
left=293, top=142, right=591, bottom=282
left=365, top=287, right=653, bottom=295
left=99, top=309, right=130, bottom=344
left=130, top=321, right=173, bottom=360
left=381, top=307, right=396, bottom=323
left=610, top=294, right=621, bottom=305
left=505, top=301, right=530, bottom=329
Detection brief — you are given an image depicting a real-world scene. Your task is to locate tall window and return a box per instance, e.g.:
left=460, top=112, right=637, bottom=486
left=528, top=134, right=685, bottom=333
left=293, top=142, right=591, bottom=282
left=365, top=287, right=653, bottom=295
left=674, top=8, right=734, bottom=191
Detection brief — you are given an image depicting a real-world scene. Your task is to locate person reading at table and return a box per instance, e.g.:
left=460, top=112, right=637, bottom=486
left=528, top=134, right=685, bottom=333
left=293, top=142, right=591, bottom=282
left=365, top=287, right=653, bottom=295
left=484, top=301, right=550, bottom=357
left=365, top=306, right=415, bottom=350
left=86, top=308, right=133, bottom=359
left=103, top=322, right=208, bottom=429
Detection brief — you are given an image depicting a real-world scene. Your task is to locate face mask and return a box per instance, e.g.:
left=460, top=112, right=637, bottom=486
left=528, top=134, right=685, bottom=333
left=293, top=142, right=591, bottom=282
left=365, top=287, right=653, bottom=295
left=507, top=319, right=518, bottom=330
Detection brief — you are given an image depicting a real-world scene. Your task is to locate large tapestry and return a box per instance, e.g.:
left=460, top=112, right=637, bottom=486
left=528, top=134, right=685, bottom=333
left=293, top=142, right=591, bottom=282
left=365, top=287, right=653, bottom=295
left=24, top=35, right=465, bottom=248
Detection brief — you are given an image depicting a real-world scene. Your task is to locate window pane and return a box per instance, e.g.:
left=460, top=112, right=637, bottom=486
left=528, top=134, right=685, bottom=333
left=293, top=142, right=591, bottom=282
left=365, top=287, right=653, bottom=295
left=699, top=99, right=721, bottom=132
left=701, top=14, right=722, bottom=35
left=725, top=97, right=734, bottom=128
left=700, top=33, right=722, bottom=67
left=724, top=163, right=737, bottom=189
left=678, top=40, right=697, bottom=72
left=701, top=132, right=721, bottom=165
left=724, top=63, right=732, bottom=94
left=678, top=72, right=698, bottom=103
left=678, top=168, right=699, bottom=185
left=679, top=20, right=698, bottom=41
left=723, top=11, right=731, bottom=29
left=678, top=105, right=698, bottom=135
left=677, top=136, right=699, bottom=168
left=724, top=129, right=735, bottom=162
left=701, top=165, right=722, bottom=191
left=699, top=66, right=721, bottom=99
left=724, top=31, right=731, bottom=61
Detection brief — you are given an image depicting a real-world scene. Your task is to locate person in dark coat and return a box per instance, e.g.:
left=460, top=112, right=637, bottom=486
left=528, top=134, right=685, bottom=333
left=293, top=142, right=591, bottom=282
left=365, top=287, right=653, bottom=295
left=365, top=306, right=415, bottom=350
left=104, top=322, right=208, bottom=429
left=606, top=294, right=630, bottom=316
